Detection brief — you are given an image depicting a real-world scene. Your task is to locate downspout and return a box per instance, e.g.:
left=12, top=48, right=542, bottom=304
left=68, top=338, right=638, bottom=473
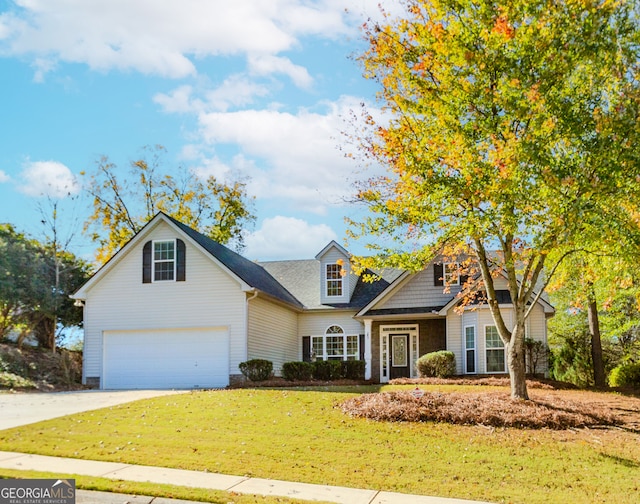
left=245, top=289, right=259, bottom=363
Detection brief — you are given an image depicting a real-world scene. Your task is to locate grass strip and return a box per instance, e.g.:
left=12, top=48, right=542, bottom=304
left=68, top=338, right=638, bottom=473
left=0, top=468, right=331, bottom=504
left=0, top=385, right=638, bottom=504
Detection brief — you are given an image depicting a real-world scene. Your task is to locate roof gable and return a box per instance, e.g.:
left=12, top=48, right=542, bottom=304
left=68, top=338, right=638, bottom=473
left=314, top=240, right=351, bottom=261
left=261, top=260, right=401, bottom=310
left=165, top=215, right=303, bottom=308
left=73, top=213, right=303, bottom=309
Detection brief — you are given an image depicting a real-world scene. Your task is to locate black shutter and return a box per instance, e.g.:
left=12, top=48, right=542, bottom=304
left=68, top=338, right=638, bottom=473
left=302, top=336, right=311, bottom=362
left=176, top=239, right=186, bottom=281
left=460, top=274, right=469, bottom=287
left=142, top=241, right=152, bottom=283
left=359, top=334, right=365, bottom=361
left=434, top=263, right=444, bottom=286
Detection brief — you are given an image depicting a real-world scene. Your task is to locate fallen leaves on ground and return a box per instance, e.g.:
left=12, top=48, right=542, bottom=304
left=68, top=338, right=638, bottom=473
left=340, top=390, right=622, bottom=429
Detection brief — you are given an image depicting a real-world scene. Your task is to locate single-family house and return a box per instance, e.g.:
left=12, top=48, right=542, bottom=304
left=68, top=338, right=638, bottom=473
left=71, top=212, right=554, bottom=389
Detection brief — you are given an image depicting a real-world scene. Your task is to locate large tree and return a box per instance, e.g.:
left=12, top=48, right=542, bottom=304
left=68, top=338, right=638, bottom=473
left=549, top=252, right=640, bottom=386
left=349, top=0, right=640, bottom=399
left=0, top=223, right=91, bottom=349
left=0, top=224, right=40, bottom=340
left=83, top=145, right=255, bottom=263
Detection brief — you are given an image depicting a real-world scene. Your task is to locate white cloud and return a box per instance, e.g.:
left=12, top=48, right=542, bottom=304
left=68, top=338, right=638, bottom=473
left=18, top=161, right=80, bottom=198
left=0, top=0, right=355, bottom=80
left=153, top=85, right=200, bottom=114
left=190, top=155, right=233, bottom=181
left=196, top=95, right=372, bottom=214
left=154, top=76, right=270, bottom=114
left=248, top=54, right=313, bottom=89
left=244, top=216, right=337, bottom=260
left=0, top=170, right=9, bottom=183
left=31, top=57, right=57, bottom=83
left=205, top=75, right=270, bottom=111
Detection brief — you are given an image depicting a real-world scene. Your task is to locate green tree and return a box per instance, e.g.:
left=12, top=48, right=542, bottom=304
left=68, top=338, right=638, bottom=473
left=25, top=247, right=91, bottom=350
left=548, top=306, right=594, bottom=387
left=0, top=224, right=91, bottom=349
left=601, top=288, right=640, bottom=364
left=549, top=255, right=640, bottom=386
left=83, top=145, right=255, bottom=263
left=349, top=0, right=640, bottom=399
left=0, top=224, right=40, bottom=340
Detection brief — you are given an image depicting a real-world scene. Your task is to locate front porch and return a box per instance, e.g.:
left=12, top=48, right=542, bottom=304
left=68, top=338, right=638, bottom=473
left=366, top=318, right=446, bottom=383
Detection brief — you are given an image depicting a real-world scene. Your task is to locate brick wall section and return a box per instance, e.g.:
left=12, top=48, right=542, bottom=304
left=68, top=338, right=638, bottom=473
left=371, top=318, right=447, bottom=382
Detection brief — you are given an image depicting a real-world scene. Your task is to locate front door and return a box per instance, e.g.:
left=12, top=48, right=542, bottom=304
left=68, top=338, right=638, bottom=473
left=390, top=333, right=410, bottom=379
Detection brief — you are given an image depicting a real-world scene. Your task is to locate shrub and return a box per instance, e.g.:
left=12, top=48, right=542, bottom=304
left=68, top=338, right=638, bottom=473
left=609, top=362, right=640, bottom=388
left=342, top=360, right=366, bottom=380
left=416, top=351, right=456, bottom=378
left=238, top=359, right=273, bottom=382
left=312, top=360, right=342, bottom=380
left=282, top=361, right=313, bottom=381
left=524, top=337, right=548, bottom=375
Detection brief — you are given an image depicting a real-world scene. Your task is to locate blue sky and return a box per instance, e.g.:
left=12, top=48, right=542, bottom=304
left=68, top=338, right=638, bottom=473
left=0, top=0, right=400, bottom=262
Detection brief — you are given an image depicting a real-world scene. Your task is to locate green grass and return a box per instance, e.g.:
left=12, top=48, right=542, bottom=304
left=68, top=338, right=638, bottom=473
left=0, top=385, right=638, bottom=504
left=0, top=468, right=328, bottom=504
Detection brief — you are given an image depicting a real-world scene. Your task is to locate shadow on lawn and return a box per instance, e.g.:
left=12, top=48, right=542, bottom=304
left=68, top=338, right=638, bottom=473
left=599, top=453, right=640, bottom=468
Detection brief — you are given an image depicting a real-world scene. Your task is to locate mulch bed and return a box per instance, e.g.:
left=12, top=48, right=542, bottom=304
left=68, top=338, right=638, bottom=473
left=389, top=376, right=577, bottom=389
left=226, top=375, right=640, bottom=431
left=340, top=390, right=622, bottom=429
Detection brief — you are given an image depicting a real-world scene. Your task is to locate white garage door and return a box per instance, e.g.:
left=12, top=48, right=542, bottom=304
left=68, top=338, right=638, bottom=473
left=103, top=328, right=229, bottom=389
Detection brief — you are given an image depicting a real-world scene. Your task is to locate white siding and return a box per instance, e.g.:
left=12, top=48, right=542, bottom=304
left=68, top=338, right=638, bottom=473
left=82, top=221, right=247, bottom=384
left=247, top=297, right=299, bottom=375
left=526, top=303, right=549, bottom=374
left=298, top=311, right=362, bottom=340
left=318, top=247, right=351, bottom=305
left=448, top=309, right=467, bottom=374
left=378, top=266, right=461, bottom=310
left=447, top=304, right=548, bottom=375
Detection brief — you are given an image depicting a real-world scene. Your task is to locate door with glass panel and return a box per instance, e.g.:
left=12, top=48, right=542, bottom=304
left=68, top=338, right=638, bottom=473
left=389, top=333, right=410, bottom=379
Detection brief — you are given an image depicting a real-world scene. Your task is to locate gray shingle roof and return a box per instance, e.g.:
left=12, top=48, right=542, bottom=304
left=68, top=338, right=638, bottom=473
left=166, top=215, right=303, bottom=309
left=260, top=260, right=402, bottom=310
left=167, top=213, right=404, bottom=311
left=259, top=260, right=321, bottom=308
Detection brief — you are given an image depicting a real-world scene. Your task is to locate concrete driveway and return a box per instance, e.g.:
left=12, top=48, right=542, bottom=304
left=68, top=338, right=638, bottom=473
left=0, top=390, right=185, bottom=430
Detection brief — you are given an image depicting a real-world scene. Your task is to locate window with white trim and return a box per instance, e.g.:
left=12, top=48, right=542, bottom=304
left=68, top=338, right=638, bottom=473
left=326, top=263, right=343, bottom=297
left=465, top=325, right=476, bottom=374
left=444, top=262, right=460, bottom=285
left=485, top=325, right=506, bottom=373
left=154, top=240, right=176, bottom=281
left=311, top=325, right=359, bottom=361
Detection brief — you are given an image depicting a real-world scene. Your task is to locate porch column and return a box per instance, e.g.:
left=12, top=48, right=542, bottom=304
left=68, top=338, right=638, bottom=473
left=364, top=318, right=372, bottom=380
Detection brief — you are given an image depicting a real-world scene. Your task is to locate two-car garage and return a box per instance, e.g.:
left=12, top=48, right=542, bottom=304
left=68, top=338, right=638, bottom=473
left=102, top=327, right=229, bottom=389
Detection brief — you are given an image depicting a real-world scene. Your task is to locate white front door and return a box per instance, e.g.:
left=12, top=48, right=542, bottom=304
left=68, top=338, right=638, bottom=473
left=379, top=325, right=419, bottom=383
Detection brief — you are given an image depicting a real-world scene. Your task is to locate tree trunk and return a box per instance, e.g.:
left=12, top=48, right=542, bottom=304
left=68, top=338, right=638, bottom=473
left=507, top=331, right=529, bottom=400
left=34, top=316, right=56, bottom=350
left=587, top=285, right=606, bottom=387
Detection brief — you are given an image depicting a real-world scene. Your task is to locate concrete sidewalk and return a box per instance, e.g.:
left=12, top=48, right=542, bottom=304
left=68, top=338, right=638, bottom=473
left=0, top=451, right=493, bottom=504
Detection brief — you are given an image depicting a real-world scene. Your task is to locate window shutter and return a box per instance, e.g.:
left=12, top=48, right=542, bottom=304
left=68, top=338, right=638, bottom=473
left=359, top=334, right=365, bottom=361
left=460, top=273, right=469, bottom=287
left=142, top=241, right=152, bottom=283
left=176, top=239, right=186, bottom=281
left=434, top=263, right=444, bottom=286
left=302, top=336, right=311, bottom=362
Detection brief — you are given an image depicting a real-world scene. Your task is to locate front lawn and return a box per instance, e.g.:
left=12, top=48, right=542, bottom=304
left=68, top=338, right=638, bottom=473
left=0, top=384, right=638, bottom=503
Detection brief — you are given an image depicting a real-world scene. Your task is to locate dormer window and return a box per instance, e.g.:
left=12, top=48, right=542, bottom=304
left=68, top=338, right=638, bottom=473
left=326, top=263, right=343, bottom=297
left=154, top=240, right=175, bottom=281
